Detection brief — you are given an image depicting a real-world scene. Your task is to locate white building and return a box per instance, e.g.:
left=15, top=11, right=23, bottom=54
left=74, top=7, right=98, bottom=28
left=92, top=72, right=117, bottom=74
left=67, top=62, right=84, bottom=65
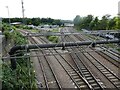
left=118, top=1, right=120, bottom=17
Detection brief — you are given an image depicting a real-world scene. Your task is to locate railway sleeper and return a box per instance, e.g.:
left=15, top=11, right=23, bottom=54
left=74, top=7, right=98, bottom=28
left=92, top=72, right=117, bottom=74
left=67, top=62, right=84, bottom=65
left=80, top=67, right=86, bottom=70
left=76, top=81, right=89, bottom=88
left=103, top=71, right=110, bottom=74
left=98, top=67, right=105, bottom=70
left=81, top=67, right=86, bottom=69
left=94, top=86, right=101, bottom=89
left=97, top=66, right=103, bottom=68
left=69, top=71, right=76, bottom=74
left=114, top=82, right=120, bottom=86
left=88, top=79, right=104, bottom=89
left=67, top=69, right=77, bottom=72
left=84, top=74, right=91, bottom=77
left=83, top=73, right=91, bottom=77
left=107, top=76, right=115, bottom=79
left=83, top=72, right=89, bottom=74
left=113, top=81, right=120, bottom=86
left=74, top=78, right=82, bottom=82
left=91, top=83, right=98, bottom=86
left=107, top=75, right=116, bottom=79
left=86, top=77, right=93, bottom=80
left=70, top=73, right=78, bottom=76
left=81, top=69, right=88, bottom=72
left=85, top=75, right=93, bottom=79
left=116, top=85, right=120, bottom=88
left=106, top=73, right=112, bottom=76
left=100, top=69, right=107, bottom=72
left=88, top=80, right=95, bottom=83
left=114, top=81, right=120, bottom=85
left=79, top=85, right=88, bottom=88
left=72, top=76, right=79, bottom=79
left=77, top=82, right=84, bottom=85
left=111, top=78, right=119, bottom=82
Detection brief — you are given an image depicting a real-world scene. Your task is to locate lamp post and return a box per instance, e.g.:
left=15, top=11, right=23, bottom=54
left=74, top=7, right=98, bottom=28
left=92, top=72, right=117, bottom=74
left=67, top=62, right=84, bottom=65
left=6, top=6, right=11, bottom=24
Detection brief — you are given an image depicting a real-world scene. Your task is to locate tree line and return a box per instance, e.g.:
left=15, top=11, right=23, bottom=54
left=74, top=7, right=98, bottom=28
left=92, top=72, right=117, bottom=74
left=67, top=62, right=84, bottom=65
left=2, top=17, right=63, bottom=26
left=73, top=15, right=120, bottom=30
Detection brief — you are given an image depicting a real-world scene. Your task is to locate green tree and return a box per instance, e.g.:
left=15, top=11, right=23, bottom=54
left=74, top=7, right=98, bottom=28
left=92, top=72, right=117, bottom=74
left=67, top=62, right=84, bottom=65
left=108, top=17, right=116, bottom=30
left=81, top=15, right=93, bottom=30
left=73, top=15, right=81, bottom=26
left=115, top=17, right=120, bottom=29
left=31, top=18, right=40, bottom=26
left=98, top=15, right=110, bottom=30
left=73, top=15, right=93, bottom=30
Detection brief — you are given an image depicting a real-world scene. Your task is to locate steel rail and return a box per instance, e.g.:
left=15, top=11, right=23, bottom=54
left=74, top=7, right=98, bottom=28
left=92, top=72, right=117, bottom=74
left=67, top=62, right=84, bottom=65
left=29, top=39, right=49, bottom=89
left=38, top=37, right=92, bottom=89
left=30, top=37, right=62, bottom=89
left=48, top=48, right=92, bottom=89
left=65, top=35, right=105, bottom=89
left=74, top=31, right=120, bottom=69
left=83, top=52, right=120, bottom=89
left=95, top=51, right=120, bottom=68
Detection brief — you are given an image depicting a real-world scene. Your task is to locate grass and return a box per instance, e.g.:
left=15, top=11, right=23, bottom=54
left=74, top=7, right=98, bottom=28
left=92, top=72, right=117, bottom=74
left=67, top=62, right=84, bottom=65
left=48, top=36, right=59, bottom=43
left=30, top=29, right=39, bottom=33
left=2, top=24, right=37, bottom=89
left=51, top=29, right=59, bottom=32
left=46, top=28, right=59, bottom=43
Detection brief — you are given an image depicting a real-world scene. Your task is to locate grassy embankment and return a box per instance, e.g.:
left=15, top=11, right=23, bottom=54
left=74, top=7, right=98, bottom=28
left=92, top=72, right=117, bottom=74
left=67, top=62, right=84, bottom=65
left=2, top=23, right=37, bottom=89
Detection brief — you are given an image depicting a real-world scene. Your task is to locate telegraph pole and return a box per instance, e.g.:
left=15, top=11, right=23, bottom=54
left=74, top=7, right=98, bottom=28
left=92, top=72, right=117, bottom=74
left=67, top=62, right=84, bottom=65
left=21, top=0, right=25, bottom=24
left=6, top=6, right=11, bottom=24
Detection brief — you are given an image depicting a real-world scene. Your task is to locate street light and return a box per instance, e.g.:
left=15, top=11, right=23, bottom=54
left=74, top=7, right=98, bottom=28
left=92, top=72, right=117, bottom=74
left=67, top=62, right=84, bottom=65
left=6, top=6, right=11, bottom=24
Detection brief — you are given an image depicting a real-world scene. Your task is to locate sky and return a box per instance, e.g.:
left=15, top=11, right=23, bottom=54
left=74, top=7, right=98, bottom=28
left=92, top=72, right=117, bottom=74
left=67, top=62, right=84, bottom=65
left=0, top=0, right=120, bottom=20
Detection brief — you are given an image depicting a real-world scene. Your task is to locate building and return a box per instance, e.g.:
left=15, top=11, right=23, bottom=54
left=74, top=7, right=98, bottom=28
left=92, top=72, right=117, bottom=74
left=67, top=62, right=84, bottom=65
left=118, top=1, right=120, bottom=17
left=64, top=23, right=74, bottom=27
left=10, top=22, right=22, bottom=25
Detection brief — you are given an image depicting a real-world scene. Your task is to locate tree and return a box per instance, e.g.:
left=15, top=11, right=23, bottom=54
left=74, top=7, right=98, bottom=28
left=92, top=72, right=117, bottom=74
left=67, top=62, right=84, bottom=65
left=73, top=15, right=80, bottom=26
left=115, top=17, right=120, bottom=29
left=108, top=17, right=116, bottom=30
left=98, top=15, right=109, bottom=30
left=83, top=15, right=93, bottom=29
left=31, top=18, right=40, bottom=26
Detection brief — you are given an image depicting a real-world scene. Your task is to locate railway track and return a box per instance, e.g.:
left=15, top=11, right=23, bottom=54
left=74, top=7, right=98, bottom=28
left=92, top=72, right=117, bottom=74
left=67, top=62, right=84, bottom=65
left=64, top=29, right=120, bottom=89
left=50, top=49, right=92, bottom=89
left=64, top=35, right=105, bottom=89
left=95, top=50, right=120, bottom=68
left=83, top=52, right=120, bottom=89
left=29, top=37, right=62, bottom=89
left=28, top=36, right=93, bottom=89
left=37, top=36, right=92, bottom=89
left=73, top=31, right=120, bottom=69
left=19, top=29, right=120, bottom=89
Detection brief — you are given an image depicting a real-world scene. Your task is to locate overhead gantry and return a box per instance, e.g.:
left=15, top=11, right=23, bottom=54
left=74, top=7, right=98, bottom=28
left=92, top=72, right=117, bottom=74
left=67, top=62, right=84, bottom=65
left=9, top=39, right=120, bottom=69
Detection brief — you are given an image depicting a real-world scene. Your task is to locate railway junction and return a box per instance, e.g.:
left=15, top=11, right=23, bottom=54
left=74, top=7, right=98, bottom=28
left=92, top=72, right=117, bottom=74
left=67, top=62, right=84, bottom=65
left=3, top=27, right=120, bottom=89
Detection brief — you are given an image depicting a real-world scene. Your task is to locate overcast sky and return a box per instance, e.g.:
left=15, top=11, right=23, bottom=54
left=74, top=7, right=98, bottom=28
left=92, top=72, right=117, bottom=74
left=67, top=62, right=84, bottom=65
left=0, top=0, right=120, bottom=20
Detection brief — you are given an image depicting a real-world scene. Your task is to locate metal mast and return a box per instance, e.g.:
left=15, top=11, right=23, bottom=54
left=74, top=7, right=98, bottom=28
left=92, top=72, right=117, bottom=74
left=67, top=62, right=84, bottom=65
left=21, top=0, right=25, bottom=24
left=6, top=6, right=11, bottom=24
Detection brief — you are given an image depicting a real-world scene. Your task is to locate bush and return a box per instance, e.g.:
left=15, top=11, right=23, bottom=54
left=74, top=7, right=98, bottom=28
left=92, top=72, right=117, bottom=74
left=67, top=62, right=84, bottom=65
left=3, top=31, right=11, bottom=39
left=2, top=26, right=37, bottom=89
left=47, top=36, right=58, bottom=43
